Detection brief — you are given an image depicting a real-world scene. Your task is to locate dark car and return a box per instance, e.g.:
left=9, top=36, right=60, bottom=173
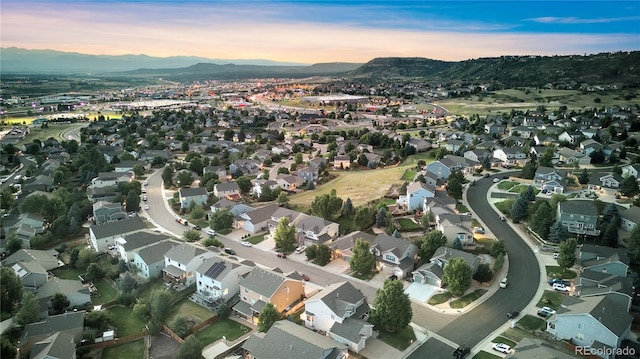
left=193, top=225, right=202, bottom=230
left=454, top=346, right=470, bottom=358
left=276, top=252, right=287, bottom=258
left=388, top=275, right=398, bottom=281
left=507, top=310, right=520, bottom=319
left=298, top=272, right=310, bottom=281
left=500, top=216, right=506, bottom=221
left=224, top=248, right=236, bottom=255
left=502, top=175, right=509, bottom=179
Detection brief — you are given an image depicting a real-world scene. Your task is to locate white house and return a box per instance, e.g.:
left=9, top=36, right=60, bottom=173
left=162, top=243, right=217, bottom=286
left=195, top=257, right=252, bottom=305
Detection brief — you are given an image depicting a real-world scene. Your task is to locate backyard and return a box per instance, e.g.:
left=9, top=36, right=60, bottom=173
left=100, top=338, right=145, bottom=359
left=107, top=305, right=147, bottom=337
left=396, top=218, right=422, bottom=231
left=166, top=298, right=216, bottom=326
left=193, top=318, right=251, bottom=344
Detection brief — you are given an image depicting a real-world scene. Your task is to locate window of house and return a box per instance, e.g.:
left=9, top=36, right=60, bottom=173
left=384, top=254, right=395, bottom=262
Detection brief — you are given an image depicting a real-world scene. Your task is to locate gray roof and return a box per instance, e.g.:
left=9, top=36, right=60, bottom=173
left=580, top=244, right=630, bottom=265
left=620, top=206, right=640, bottom=225
left=240, top=267, right=290, bottom=298
left=330, top=231, right=375, bottom=251
left=244, top=203, right=280, bottom=224
left=215, top=182, right=240, bottom=192
left=432, top=247, right=479, bottom=268
left=242, top=320, right=348, bottom=359
left=163, top=243, right=208, bottom=264
left=90, top=217, right=147, bottom=239
left=372, top=234, right=416, bottom=259
left=30, top=331, right=77, bottom=359
left=196, top=257, right=243, bottom=280
left=307, top=282, right=365, bottom=318
left=510, top=337, right=575, bottom=359
left=407, top=181, right=435, bottom=195
left=294, top=214, right=334, bottom=234
left=92, top=201, right=122, bottom=212
left=121, top=230, right=171, bottom=251
left=178, top=187, right=207, bottom=197
left=211, top=198, right=238, bottom=211
left=556, top=294, right=633, bottom=336
left=558, top=200, right=598, bottom=217
left=35, top=278, right=90, bottom=301
left=3, top=249, right=62, bottom=271
left=330, top=317, right=371, bottom=344
left=136, top=240, right=179, bottom=265
left=23, top=311, right=85, bottom=341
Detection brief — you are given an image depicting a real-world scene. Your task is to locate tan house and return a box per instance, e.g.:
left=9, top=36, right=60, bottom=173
left=333, top=155, right=351, bottom=170
left=233, top=267, right=305, bottom=325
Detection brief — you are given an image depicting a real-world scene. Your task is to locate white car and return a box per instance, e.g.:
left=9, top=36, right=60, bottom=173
left=492, top=343, right=511, bottom=354
left=493, top=178, right=500, bottom=183
left=241, top=241, right=252, bottom=247
left=206, top=229, right=216, bottom=236
left=295, top=246, right=307, bottom=254
left=499, top=278, right=508, bottom=288
left=473, top=227, right=485, bottom=234
left=144, top=204, right=150, bottom=210
left=553, top=283, right=570, bottom=292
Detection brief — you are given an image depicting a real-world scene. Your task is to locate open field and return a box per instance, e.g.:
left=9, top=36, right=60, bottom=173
left=436, top=88, right=638, bottom=116
left=1, top=111, right=122, bottom=125
left=289, top=152, right=434, bottom=207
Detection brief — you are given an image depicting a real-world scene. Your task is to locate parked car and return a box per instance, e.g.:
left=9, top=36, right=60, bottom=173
left=553, top=252, right=559, bottom=259
left=295, top=246, right=307, bottom=254
left=553, top=283, right=570, bottom=292
left=144, top=204, right=150, bottom=210
left=473, top=227, right=485, bottom=234
left=388, top=274, right=398, bottom=281
left=502, top=175, right=509, bottom=179
left=537, top=306, right=556, bottom=318
left=206, top=228, right=216, bottom=236
left=500, top=278, right=508, bottom=288
left=453, top=346, right=470, bottom=358
left=493, top=178, right=500, bottom=183
left=483, top=173, right=490, bottom=178
left=276, top=252, right=287, bottom=258
left=193, top=225, right=202, bottom=230
left=224, top=248, right=236, bottom=255
left=548, top=278, right=564, bottom=285
left=507, top=310, right=519, bottom=319
left=298, top=272, right=310, bottom=281
left=241, top=241, right=252, bottom=247
left=492, top=343, right=512, bottom=354
left=500, top=216, right=506, bottom=221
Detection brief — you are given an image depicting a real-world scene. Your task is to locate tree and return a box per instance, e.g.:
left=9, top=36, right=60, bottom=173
left=84, top=310, right=114, bottom=332
left=236, top=176, right=252, bottom=193
left=50, top=293, right=70, bottom=314
left=1, top=337, right=16, bottom=359
left=273, top=217, right=297, bottom=253
left=453, top=238, right=463, bottom=250
left=172, top=317, right=191, bottom=338
left=353, top=206, right=373, bottom=231
left=86, top=263, right=105, bottom=281
left=548, top=221, right=566, bottom=243
left=376, top=206, right=388, bottom=227
left=315, top=244, right=332, bottom=266
left=342, top=198, right=354, bottom=218
left=443, top=257, right=473, bottom=297
left=510, top=197, right=529, bottom=223
left=489, top=240, right=506, bottom=257
left=5, top=233, right=22, bottom=255
left=578, top=169, right=590, bottom=184
left=627, top=225, right=640, bottom=263
left=125, top=189, right=140, bottom=212
left=161, top=166, right=174, bottom=187
left=420, top=213, right=431, bottom=230
left=118, top=273, right=138, bottom=294
left=217, top=303, right=231, bottom=319
left=209, top=209, right=234, bottom=230
left=473, top=263, right=493, bottom=284
left=529, top=202, right=553, bottom=240
left=522, top=186, right=536, bottom=202
left=310, top=189, right=343, bottom=220
left=183, top=229, right=202, bottom=242
left=350, top=238, right=376, bottom=275
left=15, top=291, right=39, bottom=326
left=176, top=171, right=194, bottom=187
left=1, top=267, right=23, bottom=315
left=177, top=335, right=202, bottom=359
left=621, top=176, right=640, bottom=197
left=557, top=238, right=577, bottom=274
left=149, top=289, right=171, bottom=322
left=521, top=161, right=537, bottom=179
left=276, top=191, right=289, bottom=207
left=601, top=222, right=619, bottom=247
left=0, top=188, right=15, bottom=211
left=446, top=177, right=463, bottom=200
left=257, top=303, right=280, bottom=332
left=539, top=148, right=555, bottom=167
left=370, top=279, right=412, bottom=333
left=76, top=248, right=96, bottom=270
left=419, top=230, right=447, bottom=260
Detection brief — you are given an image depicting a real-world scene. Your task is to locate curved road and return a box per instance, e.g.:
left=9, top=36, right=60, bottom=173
left=408, top=173, right=540, bottom=357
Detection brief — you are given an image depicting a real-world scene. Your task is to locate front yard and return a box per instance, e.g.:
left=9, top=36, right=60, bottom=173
left=450, top=289, right=487, bottom=309
left=517, top=315, right=546, bottom=331
left=546, top=266, right=577, bottom=279
left=536, top=291, right=566, bottom=310
left=378, top=325, right=416, bottom=351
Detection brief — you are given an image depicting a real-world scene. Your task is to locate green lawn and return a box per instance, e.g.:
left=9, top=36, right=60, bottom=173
left=509, top=185, right=538, bottom=195
left=456, top=203, right=470, bottom=213
left=100, top=339, right=145, bottom=359
left=450, top=289, right=487, bottom=309
left=497, top=181, right=518, bottom=190
left=193, top=318, right=251, bottom=345
left=494, top=199, right=513, bottom=215
left=107, top=306, right=147, bottom=337
left=246, top=233, right=267, bottom=245
left=52, top=266, right=84, bottom=280
left=93, top=279, right=119, bottom=305
left=517, top=315, right=546, bottom=331
left=401, top=170, right=417, bottom=181
left=546, top=266, right=577, bottom=279
left=536, top=291, right=566, bottom=310
left=136, top=278, right=166, bottom=300
left=166, top=298, right=215, bottom=325
left=396, top=218, right=422, bottom=231
left=472, top=351, right=501, bottom=359
left=428, top=292, right=452, bottom=305
left=378, top=325, right=417, bottom=351
left=492, top=336, right=517, bottom=348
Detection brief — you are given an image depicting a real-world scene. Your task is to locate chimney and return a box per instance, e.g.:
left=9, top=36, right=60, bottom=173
left=290, top=345, right=293, bottom=350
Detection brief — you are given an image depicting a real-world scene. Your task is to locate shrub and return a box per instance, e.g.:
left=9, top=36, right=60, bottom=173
left=473, top=263, right=493, bottom=283
left=116, top=293, right=136, bottom=307
left=493, top=253, right=505, bottom=272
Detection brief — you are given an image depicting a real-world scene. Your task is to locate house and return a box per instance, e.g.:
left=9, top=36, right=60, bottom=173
left=492, top=147, right=528, bottom=167
left=276, top=174, right=305, bottom=191
left=362, top=152, right=381, bottom=168
left=580, top=139, right=605, bottom=157
left=621, top=164, right=640, bottom=180
left=558, top=130, right=584, bottom=144
left=557, top=147, right=591, bottom=166
left=292, top=213, right=340, bottom=244
left=233, top=267, right=305, bottom=324
left=237, top=204, right=279, bottom=233
left=178, top=187, right=208, bottom=209
left=88, top=217, right=147, bottom=252
left=204, top=165, right=228, bottom=179
left=463, top=149, right=491, bottom=163
left=407, top=138, right=432, bottom=152
left=297, top=166, right=319, bottom=183
left=230, top=159, right=261, bottom=176
left=92, top=201, right=126, bottom=224
left=87, top=186, right=118, bottom=203
left=444, top=139, right=465, bottom=153
left=435, top=213, right=474, bottom=246
left=396, top=182, right=436, bottom=212
left=251, top=179, right=279, bottom=197
left=588, top=173, right=624, bottom=196
left=579, top=244, right=629, bottom=278
left=556, top=200, right=600, bottom=237
left=309, top=157, right=328, bottom=169
left=139, top=149, right=169, bottom=162
left=547, top=293, right=632, bottom=358
left=114, top=160, right=149, bottom=173
left=574, top=270, right=633, bottom=299
left=302, top=282, right=373, bottom=353
left=412, top=262, right=445, bottom=287
left=28, top=331, right=77, bottom=359
left=213, top=182, right=241, bottom=198
left=21, top=311, right=85, bottom=356
left=195, top=257, right=252, bottom=305
left=484, top=122, right=506, bottom=136
left=333, top=155, right=351, bottom=170
left=90, top=171, right=133, bottom=189
left=533, top=166, right=567, bottom=193
left=620, top=206, right=640, bottom=232
left=430, top=247, right=482, bottom=274
left=162, top=243, right=217, bottom=286
left=3, top=249, right=64, bottom=271
left=11, top=261, right=48, bottom=290
left=370, top=234, right=418, bottom=277
left=329, top=231, right=376, bottom=262
left=425, top=155, right=478, bottom=179
left=242, top=320, right=349, bottom=359
left=422, top=171, right=440, bottom=187
left=115, top=230, right=172, bottom=262
left=35, top=278, right=91, bottom=313
left=132, top=240, right=178, bottom=279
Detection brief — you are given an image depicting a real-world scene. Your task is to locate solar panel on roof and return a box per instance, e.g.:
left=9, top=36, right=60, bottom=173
left=204, top=261, right=226, bottom=279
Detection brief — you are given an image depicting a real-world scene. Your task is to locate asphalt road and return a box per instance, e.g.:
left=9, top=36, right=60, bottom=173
left=408, top=172, right=541, bottom=357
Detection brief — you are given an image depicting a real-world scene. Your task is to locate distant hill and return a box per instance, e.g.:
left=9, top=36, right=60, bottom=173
left=0, top=47, right=310, bottom=74
left=348, top=52, right=640, bottom=87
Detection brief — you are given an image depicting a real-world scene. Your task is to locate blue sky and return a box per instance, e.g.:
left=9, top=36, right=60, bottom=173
left=2, top=0, right=638, bottom=63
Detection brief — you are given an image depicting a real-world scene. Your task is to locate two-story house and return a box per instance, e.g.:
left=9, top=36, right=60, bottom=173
left=579, top=244, right=629, bottom=278
left=292, top=214, right=340, bottom=245
left=88, top=217, right=147, bottom=252
left=621, top=164, right=640, bottom=181
left=229, top=159, right=261, bottom=176
left=333, top=155, right=351, bottom=170
left=533, top=166, right=567, bottom=193
left=131, top=240, right=178, bottom=279
left=195, top=257, right=252, bottom=305
left=162, top=243, right=217, bottom=286
left=90, top=171, right=133, bottom=189
left=396, top=181, right=436, bottom=212
left=233, top=267, right=305, bottom=325
left=370, top=234, right=418, bottom=278
left=435, top=214, right=474, bottom=247
left=276, top=174, right=305, bottom=191
left=213, top=182, right=241, bottom=198
left=297, top=166, right=319, bottom=183
left=556, top=200, right=600, bottom=237
left=92, top=201, right=126, bottom=224
left=237, top=203, right=280, bottom=233
left=302, top=282, right=373, bottom=353
left=178, top=187, right=208, bottom=209
left=620, top=206, right=640, bottom=232
left=425, top=155, right=478, bottom=179
left=492, top=147, right=528, bottom=167
left=588, top=173, right=624, bottom=196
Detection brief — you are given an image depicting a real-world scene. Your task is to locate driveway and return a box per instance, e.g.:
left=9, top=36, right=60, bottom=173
left=405, top=282, right=441, bottom=303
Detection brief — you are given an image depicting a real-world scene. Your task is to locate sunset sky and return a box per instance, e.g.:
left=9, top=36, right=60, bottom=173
left=2, top=0, right=639, bottom=63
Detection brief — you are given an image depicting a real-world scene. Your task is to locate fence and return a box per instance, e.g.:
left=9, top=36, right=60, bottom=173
left=187, top=316, right=219, bottom=336
left=83, top=330, right=148, bottom=350
left=162, top=324, right=185, bottom=344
